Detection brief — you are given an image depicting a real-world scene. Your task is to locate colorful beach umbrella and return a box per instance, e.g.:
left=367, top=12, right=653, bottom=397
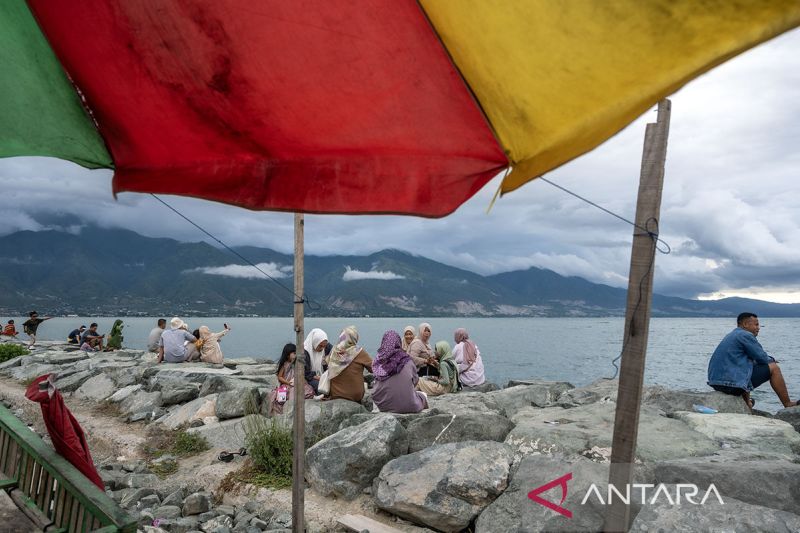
left=1, top=1, right=798, bottom=217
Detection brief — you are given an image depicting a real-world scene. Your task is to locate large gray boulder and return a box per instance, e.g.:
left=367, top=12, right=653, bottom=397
left=159, top=395, right=218, bottom=430
left=405, top=412, right=515, bottom=452
left=274, top=399, right=367, bottom=447
left=216, top=387, right=261, bottom=420
left=185, top=414, right=262, bottom=450
left=775, top=405, right=800, bottom=433
left=31, top=352, right=88, bottom=365
left=654, top=456, right=800, bottom=515
left=120, top=390, right=163, bottom=421
left=556, top=378, right=619, bottom=408
left=107, top=384, right=143, bottom=404
left=74, top=374, right=117, bottom=401
left=374, top=441, right=514, bottom=532
left=488, top=381, right=574, bottom=417
left=672, top=411, right=800, bottom=456
left=9, top=363, right=60, bottom=382
left=642, top=386, right=751, bottom=415
left=505, top=403, right=718, bottom=462
left=306, top=414, right=408, bottom=499
left=54, top=368, right=101, bottom=392
left=427, top=392, right=506, bottom=417
left=160, top=384, right=201, bottom=407
left=476, top=454, right=651, bottom=533
left=630, top=491, right=800, bottom=533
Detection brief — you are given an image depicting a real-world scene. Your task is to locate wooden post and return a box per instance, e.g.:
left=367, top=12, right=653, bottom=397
left=291, top=213, right=305, bottom=533
left=604, top=99, right=671, bottom=532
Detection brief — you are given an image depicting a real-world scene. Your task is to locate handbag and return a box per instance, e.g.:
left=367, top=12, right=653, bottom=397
left=276, top=384, right=289, bottom=404
left=318, top=370, right=331, bottom=395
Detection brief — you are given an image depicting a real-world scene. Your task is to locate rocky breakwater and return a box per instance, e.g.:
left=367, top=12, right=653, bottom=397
left=304, top=378, right=800, bottom=532
left=5, top=342, right=800, bottom=532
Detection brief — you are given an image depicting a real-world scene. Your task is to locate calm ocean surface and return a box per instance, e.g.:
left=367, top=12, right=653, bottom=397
left=21, top=317, right=800, bottom=413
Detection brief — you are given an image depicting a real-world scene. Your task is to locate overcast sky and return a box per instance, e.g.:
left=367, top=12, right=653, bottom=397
left=1, top=29, right=798, bottom=302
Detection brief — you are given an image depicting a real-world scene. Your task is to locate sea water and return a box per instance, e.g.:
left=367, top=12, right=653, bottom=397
left=16, top=316, right=800, bottom=413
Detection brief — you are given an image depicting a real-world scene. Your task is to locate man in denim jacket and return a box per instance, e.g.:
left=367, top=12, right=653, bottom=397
left=708, top=312, right=799, bottom=410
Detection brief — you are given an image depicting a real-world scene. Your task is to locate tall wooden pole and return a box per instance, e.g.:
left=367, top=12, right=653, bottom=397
left=604, top=99, right=671, bottom=532
left=291, top=213, right=305, bottom=533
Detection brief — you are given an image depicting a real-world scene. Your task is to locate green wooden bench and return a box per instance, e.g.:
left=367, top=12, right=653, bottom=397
left=0, top=404, right=136, bottom=532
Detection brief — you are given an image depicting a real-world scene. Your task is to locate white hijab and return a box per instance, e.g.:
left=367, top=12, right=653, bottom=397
left=303, top=328, right=328, bottom=374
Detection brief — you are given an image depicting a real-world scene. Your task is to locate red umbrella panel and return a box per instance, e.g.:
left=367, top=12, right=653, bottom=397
left=25, top=374, right=104, bottom=490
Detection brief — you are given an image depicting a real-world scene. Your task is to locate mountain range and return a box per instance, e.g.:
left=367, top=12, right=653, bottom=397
left=2, top=227, right=799, bottom=318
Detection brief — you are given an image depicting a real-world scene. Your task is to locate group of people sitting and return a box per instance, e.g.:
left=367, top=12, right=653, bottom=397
left=267, top=322, right=486, bottom=416
left=66, top=320, right=124, bottom=352
left=150, top=317, right=231, bottom=365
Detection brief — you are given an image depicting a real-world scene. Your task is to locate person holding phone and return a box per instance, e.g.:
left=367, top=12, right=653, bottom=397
left=198, top=323, right=232, bottom=364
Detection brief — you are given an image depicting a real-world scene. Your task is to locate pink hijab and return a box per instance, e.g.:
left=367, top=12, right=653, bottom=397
left=454, top=328, right=477, bottom=365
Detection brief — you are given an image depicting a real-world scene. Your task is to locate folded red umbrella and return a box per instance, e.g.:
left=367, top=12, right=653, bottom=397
left=25, top=374, right=104, bottom=490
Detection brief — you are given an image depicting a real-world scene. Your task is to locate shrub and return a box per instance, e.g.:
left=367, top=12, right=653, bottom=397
left=0, top=344, right=29, bottom=363
left=245, top=417, right=293, bottom=479
left=172, top=430, right=210, bottom=457
left=141, top=428, right=209, bottom=460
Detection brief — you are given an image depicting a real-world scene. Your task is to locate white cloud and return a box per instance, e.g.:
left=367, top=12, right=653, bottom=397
left=188, top=262, right=291, bottom=280
left=1, top=28, right=799, bottom=302
left=342, top=266, right=405, bottom=281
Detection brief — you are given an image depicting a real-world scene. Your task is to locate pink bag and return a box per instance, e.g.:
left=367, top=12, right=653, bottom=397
left=276, top=384, right=288, bottom=404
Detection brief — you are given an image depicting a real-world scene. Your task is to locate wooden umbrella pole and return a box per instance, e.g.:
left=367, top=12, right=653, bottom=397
left=292, top=212, right=305, bottom=533
left=604, top=99, right=671, bottom=532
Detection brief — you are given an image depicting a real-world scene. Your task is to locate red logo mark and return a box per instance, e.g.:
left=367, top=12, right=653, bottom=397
left=528, top=473, right=573, bottom=518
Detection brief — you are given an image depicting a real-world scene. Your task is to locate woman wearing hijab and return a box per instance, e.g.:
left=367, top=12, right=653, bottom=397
left=327, top=326, right=373, bottom=403
left=407, top=322, right=438, bottom=377
left=452, top=328, right=486, bottom=387
left=198, top=323, right=231, bottom=364
left=372, top=330, right=428, bottom=413
left=416, top=341, right=459, bottom=397
left=401, top=326, right=416, bottom=353
left=106, top=319, right=124, bottom=350
left=303, top=328, right=328, bottom=393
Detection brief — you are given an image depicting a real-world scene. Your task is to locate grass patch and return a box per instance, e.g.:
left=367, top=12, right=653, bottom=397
left=141, top=428, right=210, bottom=460
left=218, top=461, right=292, bottom=495
left=148, top=459, right=179, bottom=478
left=0, top=344, right=29, bottom=363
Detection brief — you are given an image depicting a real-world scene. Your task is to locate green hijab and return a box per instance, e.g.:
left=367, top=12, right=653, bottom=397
left=434, top=341, right=458, bottom=392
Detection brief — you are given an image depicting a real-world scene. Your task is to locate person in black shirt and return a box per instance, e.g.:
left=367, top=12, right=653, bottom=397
left=68, top=325, right=86, bottom=344
left=23, top=311, right=52, bottom=348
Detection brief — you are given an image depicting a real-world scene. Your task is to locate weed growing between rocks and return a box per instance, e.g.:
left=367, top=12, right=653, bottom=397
left=239, top=415, right=293, bottom=489
left=0, top=344, right=29, bottom=362
left=142, top=427, right=210, bottom=460
left=218, top=461, right=293, bottom=495
left=147, top=458, right=179, bottom=478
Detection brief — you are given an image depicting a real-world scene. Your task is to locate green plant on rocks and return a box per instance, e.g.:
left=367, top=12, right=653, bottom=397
left=242, top=416, right=293, bottom=488
left=142, top=428, right=210, bottom=460
left=0, top=344, right=29, bottom=363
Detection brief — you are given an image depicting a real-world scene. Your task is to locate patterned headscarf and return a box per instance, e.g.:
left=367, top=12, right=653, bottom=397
left=373, top=330, right=411, bottom=381
left=401, top=325, right=416, bottom=352
left=327, top=326, right=361, bottom=379
left=454, top=328, right=478, bottom=365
